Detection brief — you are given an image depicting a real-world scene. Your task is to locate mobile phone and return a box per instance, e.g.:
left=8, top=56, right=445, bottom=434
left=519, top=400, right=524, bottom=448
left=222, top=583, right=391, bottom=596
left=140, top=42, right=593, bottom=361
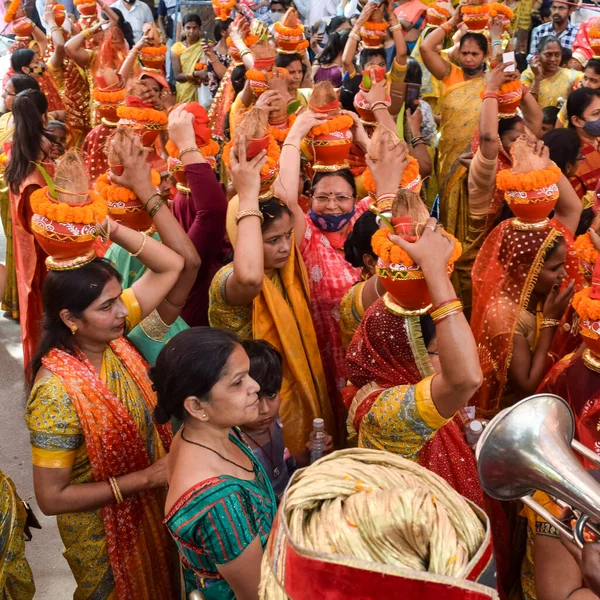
left=368, top=0, right=385, bottom=5
left=406, top=82, right=421, bottom=112
left=317, top=21, right=326, bottom=35
left=503, top=51, right=516, bottom=72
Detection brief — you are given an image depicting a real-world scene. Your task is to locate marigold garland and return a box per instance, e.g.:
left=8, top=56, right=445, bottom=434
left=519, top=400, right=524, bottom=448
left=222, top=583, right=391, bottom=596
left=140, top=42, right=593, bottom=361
left=96, top=171, right=161, bottom=203
left=31, top=187, right=108, bottom=224
left=165, top=138, right=220, bottom=159
left=270, top=114, right=297, bottom=142
left=462, top=4, right=489, bottom=14
left=246, top=68, right=267, bottom=82
left=480, top=78, right=522, bottom=99
left=496, top=165, right=561, bottom=192
left=308, top=114, right=354, bottom=137
left=362, top=20, right=389, bottom=31
left=194, top=63, right=208, bottom=71
left=222, top=135, right=280, bottom=178
left=573, top=286, right=600, bottom=322
left=4, top=0, right=20, bottom=23
left=573, top=232, right=600, bottom=265
left=363, top=155, right=421, bottom=194
left=92, top=88, right=126, bottom=103
left=212, top=0, right=235, bottom=20
left=489, top=2, right=514, bottom=19
left=140, top=45, right=167, bottom=57
left=273, top=21, right=304, bottom=37
left=73, top=0, right=94, bottom=5
left=428, top=4, right=450, bottom=17
left=372, top=227, right=462, bottom=266
left=227, top=34, right=260, bottom=51
left=116, top=105, right=168, bottom=125
left=590, top=23, right=600, bottom=39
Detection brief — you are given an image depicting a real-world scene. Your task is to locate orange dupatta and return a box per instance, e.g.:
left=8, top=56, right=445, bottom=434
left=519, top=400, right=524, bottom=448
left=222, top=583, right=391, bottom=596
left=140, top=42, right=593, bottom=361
left=252, top=237, right=334, bottom=452
left=42, top=337, right=177, bottom=600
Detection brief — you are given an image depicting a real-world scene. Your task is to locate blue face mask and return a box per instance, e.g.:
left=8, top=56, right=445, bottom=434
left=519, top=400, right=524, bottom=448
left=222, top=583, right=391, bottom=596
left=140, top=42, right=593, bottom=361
left=583, top=117, right=600, bottom=137
left=308, top=208, right=356, bottom=232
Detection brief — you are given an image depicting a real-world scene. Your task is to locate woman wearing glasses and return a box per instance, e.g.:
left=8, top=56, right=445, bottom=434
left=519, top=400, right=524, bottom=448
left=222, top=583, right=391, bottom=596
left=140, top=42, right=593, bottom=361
left=208, top=136, right=334, bottom=454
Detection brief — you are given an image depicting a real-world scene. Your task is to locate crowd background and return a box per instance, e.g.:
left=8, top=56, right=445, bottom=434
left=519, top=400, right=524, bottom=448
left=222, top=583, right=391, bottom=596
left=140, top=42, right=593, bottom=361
left=2, top=0, right=600, bottom=598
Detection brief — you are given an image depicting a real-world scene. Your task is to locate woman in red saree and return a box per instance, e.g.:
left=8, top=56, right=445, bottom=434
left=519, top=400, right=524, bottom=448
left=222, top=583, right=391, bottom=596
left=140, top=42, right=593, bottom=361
left=25, top=137, right=193, bottom=600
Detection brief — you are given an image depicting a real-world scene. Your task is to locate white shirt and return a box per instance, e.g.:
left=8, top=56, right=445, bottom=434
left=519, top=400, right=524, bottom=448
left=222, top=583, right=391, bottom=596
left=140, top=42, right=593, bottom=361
left=308, top=0, right=340, bottom=27
left=110, top=0, right=154, bottom=42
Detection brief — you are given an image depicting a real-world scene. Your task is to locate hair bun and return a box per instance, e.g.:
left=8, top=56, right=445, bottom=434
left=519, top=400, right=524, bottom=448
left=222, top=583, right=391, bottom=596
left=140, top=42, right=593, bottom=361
left=154, top=404, right=171, bottom=425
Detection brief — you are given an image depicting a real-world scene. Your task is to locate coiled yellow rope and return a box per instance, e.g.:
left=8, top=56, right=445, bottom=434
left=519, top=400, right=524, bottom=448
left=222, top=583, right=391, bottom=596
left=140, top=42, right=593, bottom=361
left=260, top=449, right=486, bottom=599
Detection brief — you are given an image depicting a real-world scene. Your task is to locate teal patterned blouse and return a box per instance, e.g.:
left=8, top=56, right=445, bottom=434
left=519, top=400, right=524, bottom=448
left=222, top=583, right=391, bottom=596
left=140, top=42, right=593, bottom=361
left=164, top=431, right=277, bottom=599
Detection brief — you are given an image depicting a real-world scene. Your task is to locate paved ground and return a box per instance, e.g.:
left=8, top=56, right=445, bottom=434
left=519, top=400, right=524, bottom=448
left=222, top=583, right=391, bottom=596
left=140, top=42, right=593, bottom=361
left=0, top=231, right=76, bottom=597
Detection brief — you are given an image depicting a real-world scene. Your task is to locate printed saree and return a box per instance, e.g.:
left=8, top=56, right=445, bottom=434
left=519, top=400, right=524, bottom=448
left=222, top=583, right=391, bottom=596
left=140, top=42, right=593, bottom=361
left=569, top=139, right=600, bottom=201
left=437, top=67, right=484, bottom=241
left=208, top=237, right=333, bottom=453
left=26, top=332, right=177, bottom=600
left=173, top=41, right=204, bottom=104
left=0, top=470, right=35, bottom=600
left=521, top=67, right=582, bottom=109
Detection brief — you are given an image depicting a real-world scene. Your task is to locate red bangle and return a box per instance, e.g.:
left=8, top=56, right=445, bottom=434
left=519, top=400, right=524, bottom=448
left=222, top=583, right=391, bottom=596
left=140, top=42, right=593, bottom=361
left=429, top=297, right=460, bottom=314
left=482, top=92, right=499, bottom=101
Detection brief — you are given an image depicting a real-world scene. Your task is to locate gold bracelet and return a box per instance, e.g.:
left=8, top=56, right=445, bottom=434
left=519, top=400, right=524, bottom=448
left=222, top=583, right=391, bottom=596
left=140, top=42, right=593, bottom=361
left=390, top=23, right=403, bottom=32
left=149, top=197, right=166, bottom=218
left=108, top=477, right=123, bottom=504
left=282, top=142, right=300, bottom=152
left=432, top=307, right=464, bottom=325
left=178, top=146, right=200, bottom=161
left=82, top=28, right=94, bottom=40
left=541, top=318, right=561, bottom=329
left=430, top=300, right=463, bottom=323
left=235, top=209, right=264, bottom=225
left=130, top=231, right=147, bottom=257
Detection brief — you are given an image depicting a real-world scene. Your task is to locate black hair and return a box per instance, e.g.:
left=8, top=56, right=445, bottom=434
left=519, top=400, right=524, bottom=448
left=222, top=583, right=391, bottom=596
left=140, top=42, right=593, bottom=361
left=567, top=87, right=600, bottom=127
left=214, top=17, right=232, bottom=43
left=29, top=259, right=121, bottom=383
left=359, top=48, right=386, bottom=69
left=586, top=58, right=600, bottom=76
left=241, top=339, right=283, bottom=397
left=561, top=46, right=572, bottom=66
left=344, top=211, right=377, bottom=268
left=10, top=49, right=35, bottom=74
left=541, top=127, right=582, bottom=173
left=312, top=168, right=357, bottom=196
left=540, top=4, right=551, bottom=18
left=340, top=69, right=361, bottom=111
left=498, top=115, right=523, bottom=137
left=151, top=327, right=240, bottom=424
left=275, top=53, right=307, bottom=78
left=5, top=89, right=48, bottom=194
left=327, top=16, right=350, bottom=35
left=108, top=8, right=134, bottom=48
left=539, top=34, right=562, bottom=54
left=459, top=32, right=488, bottom=54
left=577, top=208, right=595, bottom=237
left=259, top=197, right=293, bottom=233
left=541, top=105, right=560, bottom=125
left=7, top=73, right=39, bottom=94
left=317, top=30, right=348, bottom=66
left=405, top=57, right=422, bottom=86
left=270, top=0, right=290, bottom=8
left=183, top=13, right=202, bottom=28
left=420, top=314, right=436, bottom=349
left=231, top=64, right=247, bottom=96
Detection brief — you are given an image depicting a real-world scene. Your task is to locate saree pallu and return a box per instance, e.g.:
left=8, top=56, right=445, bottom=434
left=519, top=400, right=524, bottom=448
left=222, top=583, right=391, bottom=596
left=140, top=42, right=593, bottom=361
left=82, top=123, right=114, bottom=184
left=40, top=71, right=65, bottom=114
left=570, top=139, right=600, bottom=200
left=437, top=75, right=483, bottom=240
left=0, top=470, right=35, bottom=600
left=173, top=41, right=204, bottom=104
left=521, top=68, right=582, bottom=108
left=37, top=338, right=177, bottom=600
left=10, top=169, right=48, bottom=370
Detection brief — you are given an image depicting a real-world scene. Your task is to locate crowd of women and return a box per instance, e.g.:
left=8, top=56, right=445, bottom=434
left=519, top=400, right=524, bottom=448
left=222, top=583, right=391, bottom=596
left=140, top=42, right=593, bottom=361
left=2, top=0, right=600, bottom=597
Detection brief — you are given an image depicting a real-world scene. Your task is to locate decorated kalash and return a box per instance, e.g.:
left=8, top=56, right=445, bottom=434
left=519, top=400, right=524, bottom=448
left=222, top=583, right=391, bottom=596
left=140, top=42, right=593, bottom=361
left=166, top=102, right=219, bottom=196
left=4, top=0, right=37, bottom=52
left=573, top=256, right=600, bottom=373
left=138, top=22, right=168, bottom=76
left=259, top=449, right=497, bottom=599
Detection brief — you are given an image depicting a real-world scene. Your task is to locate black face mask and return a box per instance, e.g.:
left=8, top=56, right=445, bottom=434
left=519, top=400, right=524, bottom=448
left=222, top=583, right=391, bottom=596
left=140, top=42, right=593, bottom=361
left=463, top=64, right=484, bottom=76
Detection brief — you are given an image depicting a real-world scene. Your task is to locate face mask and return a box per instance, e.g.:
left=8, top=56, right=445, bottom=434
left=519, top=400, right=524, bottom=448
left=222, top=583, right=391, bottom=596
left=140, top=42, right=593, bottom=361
left=270, top=11, right=283, bottom=22
left=583, top=117, right=600, bottom=137
left=462, top=64, right=484, bottom=76
left=31, top=63, right=46, bottom=76
left=308, top=208, right=356, bottom=232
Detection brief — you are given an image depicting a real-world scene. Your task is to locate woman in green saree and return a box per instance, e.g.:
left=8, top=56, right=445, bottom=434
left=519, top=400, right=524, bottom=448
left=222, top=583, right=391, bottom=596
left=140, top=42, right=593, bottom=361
left=171, top=13, right=209, bottom=104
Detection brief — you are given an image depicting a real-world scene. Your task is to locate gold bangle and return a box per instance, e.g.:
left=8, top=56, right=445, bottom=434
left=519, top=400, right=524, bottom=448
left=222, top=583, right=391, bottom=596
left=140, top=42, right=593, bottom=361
left=149, top=197, right=166, bottom=218
left=432, top=307, right=463, bottom=325
left=108, top=477, right=123, bottom=504
left=430, top=300, right=463, bottom=323
left=82, top=28, right=94, bottom=40
left=178, top=146, right=200, bottom=161
left=130, top=231, right=147, bottom=257
left=390, top=23, right=403, bottom=32
left=282, top=142, right=300, bottom=152
left=235, top=209, right=264, bottom=225
left=541, top=318, right=561, bottom=329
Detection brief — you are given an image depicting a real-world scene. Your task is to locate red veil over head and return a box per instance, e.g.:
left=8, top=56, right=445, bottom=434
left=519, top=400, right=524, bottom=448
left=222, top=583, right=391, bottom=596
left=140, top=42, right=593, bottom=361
left=470, top=218, right=577, bottom=419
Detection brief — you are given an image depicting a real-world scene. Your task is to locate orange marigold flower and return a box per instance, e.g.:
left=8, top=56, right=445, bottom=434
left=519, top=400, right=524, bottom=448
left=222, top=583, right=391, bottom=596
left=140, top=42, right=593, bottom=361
left=273, top=21, right=304, bottom=37
left=307, top=114, right=354, bottom=137
left=31, top=187, right=108, bottom=224
left=462, top=4, right=489, bottom=14
left=574, top=232, right=600, bottom=265
left=429, top=3, right=450, bottom=17
left=212, top=0, right=235, bottom=20
left=222, top=135, right=280, bottom=178
left=92, top=88, right=126, bottom=103
left=496, top=165, right=561, bottom=192
left=489, top=2, right=514, bottom=19
left=573, top=286, right=600, bottom=322
left=116, top=106, right=168, bottom=125
left=140, top=45, right=167, bottom=57
left=4, top=0, right=20, bottom=23
left=165, top=138, right=220, bottom=159
left=363, top=155, right=420, bottom=194
left=362, top=20, right=389, bottom=31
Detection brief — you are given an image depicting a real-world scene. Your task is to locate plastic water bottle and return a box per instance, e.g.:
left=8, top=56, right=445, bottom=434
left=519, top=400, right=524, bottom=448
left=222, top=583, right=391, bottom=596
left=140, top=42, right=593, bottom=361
left=465, top=419, right=489, bottom=448
left=309, top=418, right=327, bottom=464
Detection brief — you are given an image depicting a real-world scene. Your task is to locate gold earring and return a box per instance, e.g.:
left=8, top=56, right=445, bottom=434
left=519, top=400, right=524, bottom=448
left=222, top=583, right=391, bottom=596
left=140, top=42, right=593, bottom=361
left=70, top=325, right=78, bottom=335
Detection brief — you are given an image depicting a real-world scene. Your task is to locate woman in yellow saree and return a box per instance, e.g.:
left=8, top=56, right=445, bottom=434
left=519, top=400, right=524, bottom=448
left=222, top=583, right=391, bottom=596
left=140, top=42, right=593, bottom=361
left=0, top=469, right=35, bottom=600
left=420, top=14, right=487, bottom=242
left=171, top=14, right=208, bottom=104
left=208, top=137, right=333, bottom=453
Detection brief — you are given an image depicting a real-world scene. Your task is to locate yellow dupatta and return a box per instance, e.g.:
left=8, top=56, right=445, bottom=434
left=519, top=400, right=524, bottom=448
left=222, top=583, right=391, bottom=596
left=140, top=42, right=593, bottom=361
left=174, top=40, right=205, bottom=104
left=252, top=239, right=334, bottom=453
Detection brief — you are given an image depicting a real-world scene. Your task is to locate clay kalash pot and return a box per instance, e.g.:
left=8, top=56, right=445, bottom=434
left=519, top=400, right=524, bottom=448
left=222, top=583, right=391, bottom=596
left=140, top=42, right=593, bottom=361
left=74, top=0, right=98, bottom=17
left=12, top=16, right=34, bottom=36
left=273, top=8, right=309, bottom=54
left=92, top=87, right=125, bottom=124
left=117, top=84, right=168, bottom=147
left=426, top=3, right=450, bottom=25
left=353, top=67, right=391, bottom=126
left=574, top=258, right=600, bottom=360
left=461, top=4, right=490, bottom=31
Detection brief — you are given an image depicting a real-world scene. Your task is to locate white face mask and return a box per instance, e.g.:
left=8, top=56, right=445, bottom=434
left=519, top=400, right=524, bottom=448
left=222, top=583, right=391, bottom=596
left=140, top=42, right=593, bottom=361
left=270, top=11, right=283, bottom=22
